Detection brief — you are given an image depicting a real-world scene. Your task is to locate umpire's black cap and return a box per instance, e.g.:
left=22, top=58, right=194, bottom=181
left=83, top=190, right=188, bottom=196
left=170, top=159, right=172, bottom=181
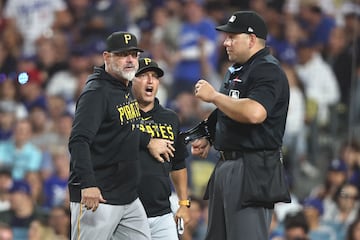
left=106, top=31, right=144, bottom=53
left=136, top=58, right=164, bottom=77
left=215, top=11, right=268, bottom=40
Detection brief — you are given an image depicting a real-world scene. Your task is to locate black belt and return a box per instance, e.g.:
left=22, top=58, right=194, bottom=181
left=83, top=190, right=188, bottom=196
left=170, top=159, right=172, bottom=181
left=219, top=149, right=279, bottom=161
left=219, top=151, right=245, bottom=160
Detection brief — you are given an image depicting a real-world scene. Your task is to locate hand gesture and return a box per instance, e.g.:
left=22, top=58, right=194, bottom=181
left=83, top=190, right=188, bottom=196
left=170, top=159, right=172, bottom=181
left=194, top=80, right=217, bottom=102
left=147, top=138, right=175, bottom=163
left=81, top=187, right=106, bottom=212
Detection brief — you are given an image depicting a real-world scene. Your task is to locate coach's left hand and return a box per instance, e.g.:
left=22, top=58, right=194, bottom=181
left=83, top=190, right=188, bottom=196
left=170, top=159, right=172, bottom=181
left=175, top=205, right=190, bottom=226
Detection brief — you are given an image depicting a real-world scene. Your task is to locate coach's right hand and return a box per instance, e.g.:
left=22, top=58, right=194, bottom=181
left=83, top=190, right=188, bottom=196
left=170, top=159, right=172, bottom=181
left=81, top=187, right=107, bottom=212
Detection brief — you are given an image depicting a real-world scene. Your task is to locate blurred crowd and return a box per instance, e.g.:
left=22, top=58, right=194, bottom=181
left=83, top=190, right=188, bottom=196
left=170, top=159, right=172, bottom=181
left=0, top=0, right=360, bottom=239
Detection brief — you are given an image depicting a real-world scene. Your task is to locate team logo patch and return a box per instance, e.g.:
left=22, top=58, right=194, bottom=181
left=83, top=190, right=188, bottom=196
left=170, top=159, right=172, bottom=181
left=229, top=90, right=240, bottom=99
left=229, top=15, right=236, bottom=23
left=248, top=27, right=254, bottom=33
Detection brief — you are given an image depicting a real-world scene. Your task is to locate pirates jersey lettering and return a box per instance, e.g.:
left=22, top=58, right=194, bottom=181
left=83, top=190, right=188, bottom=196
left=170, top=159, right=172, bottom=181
left=137, top=120, right=175, bottom=140
left=117, top=100, right=141, bottom=125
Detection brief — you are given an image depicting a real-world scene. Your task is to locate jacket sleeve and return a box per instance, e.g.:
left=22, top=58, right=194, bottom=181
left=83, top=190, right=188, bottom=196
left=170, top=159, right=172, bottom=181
left=68, top=89, right=106, bottom=189
left=139, top=131, right=151, bottom=149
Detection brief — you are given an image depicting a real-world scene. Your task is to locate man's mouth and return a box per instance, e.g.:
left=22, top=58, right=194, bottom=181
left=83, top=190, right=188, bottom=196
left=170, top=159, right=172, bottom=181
left=124, top=65, right=135, bottom=70
left=145, top=86, right=153, bottom=94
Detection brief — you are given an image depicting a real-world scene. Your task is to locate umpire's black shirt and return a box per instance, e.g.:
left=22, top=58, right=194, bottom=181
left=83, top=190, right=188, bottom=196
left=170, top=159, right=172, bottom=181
left=68, top=66, right=149, bottom=205
left=214, top=47, right=289, bottom=151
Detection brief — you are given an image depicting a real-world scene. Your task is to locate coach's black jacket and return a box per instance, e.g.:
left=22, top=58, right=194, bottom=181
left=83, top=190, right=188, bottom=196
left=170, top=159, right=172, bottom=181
left=68, top=65, right=150, bottom=205
left=136, top=98, right=188, bottom=217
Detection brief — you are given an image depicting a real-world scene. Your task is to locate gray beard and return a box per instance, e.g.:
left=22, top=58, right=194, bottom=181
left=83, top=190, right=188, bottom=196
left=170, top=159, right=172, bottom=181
left=110, top=61, right=137, bottom=81
left=122, top=71, right=136, bottom=81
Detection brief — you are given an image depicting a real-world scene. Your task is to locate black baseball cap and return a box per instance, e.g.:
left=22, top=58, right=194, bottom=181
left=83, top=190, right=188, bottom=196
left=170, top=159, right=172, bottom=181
left=215, top=11, right=268, bottom=40
left=136, top=58, right=164, bottom=77
left=106, top=31, right=144, bottom=53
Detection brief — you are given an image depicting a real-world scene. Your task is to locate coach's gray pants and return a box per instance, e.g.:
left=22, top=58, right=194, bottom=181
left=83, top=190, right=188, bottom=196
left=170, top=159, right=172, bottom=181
left=71, top=198, right=151, bottom=240
left=148, top=212, right=178, bottom=240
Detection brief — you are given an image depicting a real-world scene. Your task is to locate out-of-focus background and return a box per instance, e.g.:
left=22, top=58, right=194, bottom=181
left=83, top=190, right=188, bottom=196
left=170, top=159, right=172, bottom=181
left=0, top=0, right=360, bottom=239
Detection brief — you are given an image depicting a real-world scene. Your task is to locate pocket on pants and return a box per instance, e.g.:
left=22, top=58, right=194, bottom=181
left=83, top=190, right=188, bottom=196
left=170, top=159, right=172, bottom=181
left=240, top=150, right=291, bottom=208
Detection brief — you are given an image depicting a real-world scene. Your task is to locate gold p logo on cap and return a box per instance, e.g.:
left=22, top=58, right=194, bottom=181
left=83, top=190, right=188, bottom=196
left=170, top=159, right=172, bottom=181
left=124, top=34, right=132, bottom=44
left=144, top=58, right=152, bottom=66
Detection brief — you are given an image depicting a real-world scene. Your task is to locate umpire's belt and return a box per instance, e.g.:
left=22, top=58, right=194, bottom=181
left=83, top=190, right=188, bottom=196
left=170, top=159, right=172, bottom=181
left=219, top=150, right=244, bottom=160
left=219, top=149, right=280, bottom=161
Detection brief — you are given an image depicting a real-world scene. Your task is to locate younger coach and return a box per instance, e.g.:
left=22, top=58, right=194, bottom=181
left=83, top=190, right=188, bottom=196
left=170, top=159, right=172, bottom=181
left=133, top=58, right=190, bottom=240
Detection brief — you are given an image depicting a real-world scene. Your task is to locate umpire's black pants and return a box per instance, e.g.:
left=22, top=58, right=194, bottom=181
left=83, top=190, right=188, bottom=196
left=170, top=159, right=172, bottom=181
left=205, top=157, right=273, bottom=240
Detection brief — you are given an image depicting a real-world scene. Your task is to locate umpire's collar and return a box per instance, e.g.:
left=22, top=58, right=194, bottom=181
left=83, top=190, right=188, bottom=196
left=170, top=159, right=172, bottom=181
left=231, top=47, right=270, bottom=72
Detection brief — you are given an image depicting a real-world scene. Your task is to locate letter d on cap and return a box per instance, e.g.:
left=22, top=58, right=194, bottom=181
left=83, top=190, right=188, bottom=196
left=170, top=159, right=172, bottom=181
left=124, top=34, right=131, bottom=44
